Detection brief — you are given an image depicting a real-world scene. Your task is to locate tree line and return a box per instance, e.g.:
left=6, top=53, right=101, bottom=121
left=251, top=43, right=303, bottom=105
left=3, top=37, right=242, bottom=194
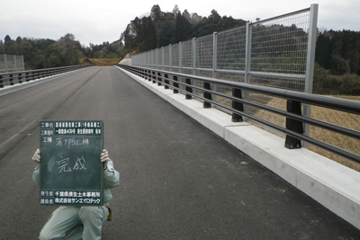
left=0, top=5, right=245, bottom=70
left=0, top=4, right=359, bottom=95
left=0, top=34, right=125, bottom=69
left=316, top=30, right=360, bottom=75
left=121, top=5, right=247, bottom=54
left=314, top=30, right=360, bottom=95
left=0, top=34, right=81, bottom=69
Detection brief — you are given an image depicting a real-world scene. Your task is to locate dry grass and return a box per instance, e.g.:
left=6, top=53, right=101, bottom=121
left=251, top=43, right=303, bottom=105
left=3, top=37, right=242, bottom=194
left=251, top=95, right=360, bottom=171
left=215, top=91, right=360, bottom=170
left=80, top=58, right=122, bottom=66
left=308, top=95, right=360, bottom=171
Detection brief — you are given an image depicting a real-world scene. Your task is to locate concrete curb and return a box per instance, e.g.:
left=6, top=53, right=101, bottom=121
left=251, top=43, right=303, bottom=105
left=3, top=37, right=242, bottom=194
left=117, top=66, right=360, bottom=230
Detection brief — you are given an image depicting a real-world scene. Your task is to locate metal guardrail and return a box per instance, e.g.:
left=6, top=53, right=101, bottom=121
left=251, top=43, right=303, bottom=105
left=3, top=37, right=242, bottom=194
left=117, top=64, right=360, bottom=164
left=0, top=65, right=93, bottom=88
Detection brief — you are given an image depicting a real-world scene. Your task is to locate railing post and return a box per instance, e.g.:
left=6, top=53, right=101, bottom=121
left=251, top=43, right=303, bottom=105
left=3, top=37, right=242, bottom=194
left=203, top=82, right=212, bottom=108
left=157, top=72, right=162, bottom=86
left=152, top=71, right=156, bottom=83
left=173, top=76, right=179, bottom=93
left=285, top=100, right=304, bottom=149
left=147, top=70, right=151, bottom=81
left=164, top=74, right=169, bottom=89
left=185, top=78, right=192, bottom=99
left=232, top=88, right=244, bottom=122
left=9, top=74, right=14, bottom=85
left=142, top=69, right=146, bottom=80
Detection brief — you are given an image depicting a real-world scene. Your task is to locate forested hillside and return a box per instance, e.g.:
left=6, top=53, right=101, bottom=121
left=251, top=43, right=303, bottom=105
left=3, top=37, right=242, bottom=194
left=0, top=4, right=359, bottom=95
left=0, top=5, right=245, bottom=69
left=120, top=5, right=246, bottom=54
left=0, top=34, right=123, bottom=69
left=314, top=30, right=360, bottom=95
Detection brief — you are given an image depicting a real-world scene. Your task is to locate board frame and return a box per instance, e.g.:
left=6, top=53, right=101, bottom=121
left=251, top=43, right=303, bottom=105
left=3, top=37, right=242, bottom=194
left=39, top=120, right=104, bottom=206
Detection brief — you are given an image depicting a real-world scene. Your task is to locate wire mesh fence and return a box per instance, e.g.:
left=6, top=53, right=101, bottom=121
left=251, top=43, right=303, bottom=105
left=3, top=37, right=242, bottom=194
left=250, top=10, right=310, bottom=76
left=217, top=27, right=247, bottom=72
left=0, top=54, right=25, bottom=73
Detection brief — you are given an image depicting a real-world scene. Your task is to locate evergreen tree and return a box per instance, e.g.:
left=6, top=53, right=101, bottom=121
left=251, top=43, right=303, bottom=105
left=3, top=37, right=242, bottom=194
left=158, top=21, right=175, bottom=47
left=172, top=12, right=192, bottom=43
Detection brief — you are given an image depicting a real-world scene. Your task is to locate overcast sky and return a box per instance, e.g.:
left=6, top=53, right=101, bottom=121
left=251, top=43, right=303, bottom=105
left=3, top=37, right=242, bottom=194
left=1, top=0, right=359, bottom=47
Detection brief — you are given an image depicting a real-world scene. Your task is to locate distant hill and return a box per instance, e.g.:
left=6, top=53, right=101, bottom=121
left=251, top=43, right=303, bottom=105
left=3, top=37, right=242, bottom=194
left=80, top=58, right=122, bottom=66
left=1, top=4, right=359, bottom=96
left=120, top=5, right=247, bottom=55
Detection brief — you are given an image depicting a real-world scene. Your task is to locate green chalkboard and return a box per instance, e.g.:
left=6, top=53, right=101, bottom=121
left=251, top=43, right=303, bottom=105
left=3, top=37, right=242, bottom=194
left=39, top=120, right=103, bottom=206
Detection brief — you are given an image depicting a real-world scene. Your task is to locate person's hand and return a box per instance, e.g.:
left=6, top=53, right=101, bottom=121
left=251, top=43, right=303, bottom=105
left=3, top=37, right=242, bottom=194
left=32, top=149, right=41, bottom=164
left=101, top=149, right=109, bottom=170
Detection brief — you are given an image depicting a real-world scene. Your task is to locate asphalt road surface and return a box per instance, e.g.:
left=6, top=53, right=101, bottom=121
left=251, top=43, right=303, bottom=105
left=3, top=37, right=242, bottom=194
left=0, top=66, right=359, bottom=239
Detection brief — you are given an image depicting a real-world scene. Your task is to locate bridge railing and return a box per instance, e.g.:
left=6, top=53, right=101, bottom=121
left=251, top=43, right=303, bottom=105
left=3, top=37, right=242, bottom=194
left=0, top=65, right=93, bottom=88
left=117, top=64, right=360, bottom=165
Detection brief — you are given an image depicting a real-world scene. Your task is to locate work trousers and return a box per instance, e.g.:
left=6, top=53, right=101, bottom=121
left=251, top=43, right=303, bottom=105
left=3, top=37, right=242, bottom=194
left=39, top=206, right=109, bottom=240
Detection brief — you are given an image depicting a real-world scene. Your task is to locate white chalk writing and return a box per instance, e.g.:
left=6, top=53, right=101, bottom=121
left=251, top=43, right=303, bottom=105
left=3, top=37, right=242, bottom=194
left=55, top=138, right=89, bottom=146
left=56, top=156, right=87, bottom=173
left=73, top=156, right=86, bottom=170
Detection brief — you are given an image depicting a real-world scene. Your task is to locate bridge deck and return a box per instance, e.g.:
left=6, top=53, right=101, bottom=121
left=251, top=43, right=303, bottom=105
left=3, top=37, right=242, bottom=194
left=0, top=66, right=358, bottom=239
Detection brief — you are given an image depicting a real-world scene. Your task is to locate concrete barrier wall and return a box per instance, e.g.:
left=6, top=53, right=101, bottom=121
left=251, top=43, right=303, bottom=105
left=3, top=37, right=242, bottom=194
left=117, top=66, right=360, bottom=230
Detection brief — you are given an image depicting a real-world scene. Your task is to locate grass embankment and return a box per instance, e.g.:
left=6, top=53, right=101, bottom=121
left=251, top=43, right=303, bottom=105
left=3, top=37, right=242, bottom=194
left=80, top=58, right=122, bottom=66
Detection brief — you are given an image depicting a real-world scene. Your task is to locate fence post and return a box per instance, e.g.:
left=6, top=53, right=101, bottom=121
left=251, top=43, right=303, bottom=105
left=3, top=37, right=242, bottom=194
left=179, top=42, right=182, bottom=74
left=162, top=47, right=164, bottom=70
left=169, top=44, right=172, bottom=72
left=303, top=3, right=319, bottom=148
left=212, top=32, right=218, bottom=104
left=285, top=100, right=303, bottom=149
left=212, top=32, right=217, bottom=79
left=4, top=54, right=8, bottom=73
left=244, top=22, right=252, bottom=120
left=21, top=55, right=25, bottom=71
left=192, top=38, right=196, bottom=76
left=14, top=55, right=17, bottom=70
left=232, top=88, right=244, bottom=122
left=155, top=49, right=158, bottom=70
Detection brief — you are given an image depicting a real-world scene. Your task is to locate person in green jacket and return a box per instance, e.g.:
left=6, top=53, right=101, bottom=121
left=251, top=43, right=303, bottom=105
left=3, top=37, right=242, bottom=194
left=32, top=149, right=120, bottom=240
